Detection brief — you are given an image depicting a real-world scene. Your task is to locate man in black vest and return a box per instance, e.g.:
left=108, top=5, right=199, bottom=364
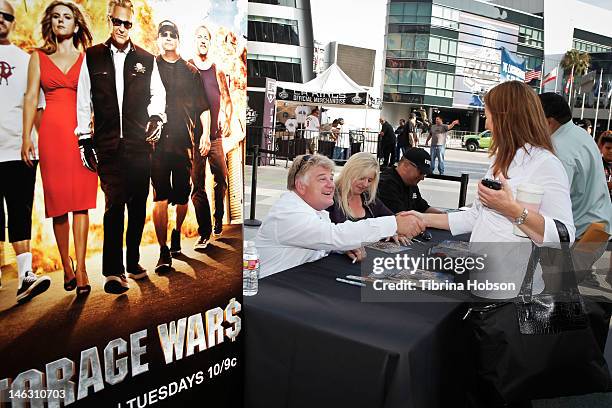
left=152, top=20, right=209, bottom=271
left=75, top=0, right=166, bottom=294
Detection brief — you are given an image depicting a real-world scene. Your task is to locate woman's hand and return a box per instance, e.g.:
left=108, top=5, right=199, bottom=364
left=478, top=174, right=522, bottom=219
left=21, top=138, right=36, bottom=167
left=386, top=234, right=411, bottom=246
left=346, top=247, right=367, bottom=263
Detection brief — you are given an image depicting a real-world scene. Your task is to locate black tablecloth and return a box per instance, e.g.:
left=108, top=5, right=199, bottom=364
left=244, top=230, right=472, bottom=408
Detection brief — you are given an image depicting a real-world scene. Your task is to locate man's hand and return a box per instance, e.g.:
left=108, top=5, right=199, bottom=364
left=346, top=247, right=367, bottom=263
left=145, top=115, right=164, bottom=146
left=394, top=212, right=426, bottom=238
left=78, top=135, right=98, bottom=172
left=199, top=135, right=211, bottom=156
left=452, top=119, right=460, bottom=126
left=21, top=138, right=37, bottom=167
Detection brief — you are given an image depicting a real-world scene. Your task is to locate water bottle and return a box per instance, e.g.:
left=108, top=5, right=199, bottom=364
left=243, top=241, right=259, bottom=296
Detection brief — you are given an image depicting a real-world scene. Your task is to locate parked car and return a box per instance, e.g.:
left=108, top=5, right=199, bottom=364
left=462, top=130, right=491, bottom=152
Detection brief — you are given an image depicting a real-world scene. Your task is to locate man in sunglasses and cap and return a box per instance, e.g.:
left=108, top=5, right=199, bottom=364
left=377, top=148, right=444, bottom=214
left=151, top=20, right=210, bottom=272
left=76, top=0, right=167, bottom=294
left=255, top=154, right=427, bottom=277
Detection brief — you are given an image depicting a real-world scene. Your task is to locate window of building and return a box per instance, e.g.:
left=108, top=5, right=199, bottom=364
left=247, top=54, right=302, bottom=82
left=518, top=26, right=543, bottom=49
left=386, top=33, right=429, bottom=59
left=248, top=17, right=300, bottom=46
left=388, top=1, right=432, bottom=24
left=249, top=0, right=297, bottom=7
left=428, top=35, right=457, bottom=64
left=431, top=4, right=459, bottom=30
left=425, top=71, right=454, bottom=98
left=572, top=38, right=612, bottom=53
left=384, top=68, right=427, bottom=94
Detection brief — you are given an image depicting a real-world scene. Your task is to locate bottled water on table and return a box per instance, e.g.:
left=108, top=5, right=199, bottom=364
left=243, top=240, right=259, bottom=296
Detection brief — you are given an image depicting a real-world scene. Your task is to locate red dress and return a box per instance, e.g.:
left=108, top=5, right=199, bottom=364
left=38, top=51, right=97, bottom=218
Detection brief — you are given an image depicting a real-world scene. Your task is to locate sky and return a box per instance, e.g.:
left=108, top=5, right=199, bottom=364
left=310, top=0, right=387, bottom=91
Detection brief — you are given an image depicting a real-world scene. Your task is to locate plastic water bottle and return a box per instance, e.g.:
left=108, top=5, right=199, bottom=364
left=243, top=241, right=259, bottom=296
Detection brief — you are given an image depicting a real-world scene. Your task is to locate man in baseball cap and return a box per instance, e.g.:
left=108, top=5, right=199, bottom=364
left=377, top=148, right=444, bottom=214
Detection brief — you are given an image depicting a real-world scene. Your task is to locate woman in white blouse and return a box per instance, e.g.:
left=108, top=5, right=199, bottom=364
left=420, top=81, right=575, bottom=299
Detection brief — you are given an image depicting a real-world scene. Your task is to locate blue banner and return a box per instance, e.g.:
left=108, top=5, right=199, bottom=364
left=500, top=47, right=526, bottom=82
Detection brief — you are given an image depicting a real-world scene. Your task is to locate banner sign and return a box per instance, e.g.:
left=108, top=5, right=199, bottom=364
left=453, top=12, right=520, bottom=109
left=499, top=47, right=526, bottom=82
left=0, top=1, right=245, bottom=407
left=276, top=88, right=368, bottom=106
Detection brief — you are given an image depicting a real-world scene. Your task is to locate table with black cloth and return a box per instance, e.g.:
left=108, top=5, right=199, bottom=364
left=244, top=229, right=473, bottom=408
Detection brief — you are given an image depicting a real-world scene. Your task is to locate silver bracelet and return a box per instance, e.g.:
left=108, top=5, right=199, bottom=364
left=513, top=208, right=529, bottom=225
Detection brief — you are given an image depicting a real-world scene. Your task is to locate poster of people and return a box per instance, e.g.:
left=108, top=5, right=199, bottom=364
left=0, top=0, right=246, bottom=406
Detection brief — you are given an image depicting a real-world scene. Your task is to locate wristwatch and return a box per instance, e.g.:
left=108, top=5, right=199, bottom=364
left=513, top=208, right=529, bottom=225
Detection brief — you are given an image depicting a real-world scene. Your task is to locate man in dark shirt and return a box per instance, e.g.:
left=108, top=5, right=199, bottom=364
left=379, top=118, right=396, bottom=167
left=395, top=118, right=406, bottom=161
left=378, top=148, right=444, bottom=214
left=152, top=20, right=209, bottom=271
left=190, top=24, right=234, bottom=249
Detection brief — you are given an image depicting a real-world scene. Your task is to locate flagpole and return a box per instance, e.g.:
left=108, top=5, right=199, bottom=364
left=568, top=65, right=575, bottom=108
left=607, top=98, right=612, bottom=130
left=581, top=87, right=585, bottom=119
left=554, top=63, right=560, bottom=93
left=593, top=69, right=603, bottom=137
left=539, top=69, right=543, bottom=94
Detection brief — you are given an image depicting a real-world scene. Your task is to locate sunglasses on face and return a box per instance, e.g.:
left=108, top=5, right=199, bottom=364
left=293, top=155, right=311, bottom=183
left=160, top=31, right=177, bottom=39
left=109, top=16, right=132, bottom=29
left=0, top=11, right=15, bottom=22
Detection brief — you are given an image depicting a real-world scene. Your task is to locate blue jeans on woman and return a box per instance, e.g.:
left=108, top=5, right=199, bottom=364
left=430, top=145, right=445, bottom=175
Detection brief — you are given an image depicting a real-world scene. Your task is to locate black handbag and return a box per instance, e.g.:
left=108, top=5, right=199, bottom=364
left=465, top=220, right=611, bottom=406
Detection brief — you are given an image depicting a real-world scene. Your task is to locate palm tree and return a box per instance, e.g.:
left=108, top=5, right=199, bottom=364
left=560, top=49, right=590, bottom=107
left=561, top=49, right=590, bottom=76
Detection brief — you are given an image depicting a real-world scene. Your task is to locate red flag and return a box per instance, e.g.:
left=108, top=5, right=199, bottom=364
left=564, top=72, right=574, bottom=94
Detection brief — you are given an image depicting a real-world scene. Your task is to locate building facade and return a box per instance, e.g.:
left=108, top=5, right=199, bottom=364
left=382, top=0, right=544, bottom=132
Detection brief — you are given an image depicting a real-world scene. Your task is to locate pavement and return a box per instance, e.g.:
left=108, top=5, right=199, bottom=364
left=243, top=149, right=612, bottom=407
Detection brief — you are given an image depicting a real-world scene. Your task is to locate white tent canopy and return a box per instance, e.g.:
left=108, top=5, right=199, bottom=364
left=275, top=63, right=370, bottom=107
left=277, top=63, right=367, bottom=94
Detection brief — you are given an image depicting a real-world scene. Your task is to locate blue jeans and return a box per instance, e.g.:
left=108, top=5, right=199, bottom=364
left=333, top=146, right=348, bottom=160
left=430, top=145, right=445, bottom=174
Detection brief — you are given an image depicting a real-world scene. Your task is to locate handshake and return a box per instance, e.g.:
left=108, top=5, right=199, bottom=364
left=394, top=211, right=426, bottom=237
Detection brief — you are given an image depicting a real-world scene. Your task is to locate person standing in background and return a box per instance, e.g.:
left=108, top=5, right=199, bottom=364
left=426, top=116, right=459, bottom=175
left=394, top=118, right=405, bottom=160
left=76, top=0, right=167, bottom=294
left=0, top=0, right=50, bottom=302
left=304, top=107, right=320, bottom=154
left=23, top=0, right=97, bottom=296
left=379, top=117, right=396, bottom=167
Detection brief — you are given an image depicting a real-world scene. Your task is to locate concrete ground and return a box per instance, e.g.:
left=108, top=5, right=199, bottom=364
left=243, top=149, right=612, bottom=407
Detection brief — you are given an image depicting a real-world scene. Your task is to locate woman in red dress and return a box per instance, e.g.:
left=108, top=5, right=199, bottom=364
left=22, top=1, right=96, bottom=295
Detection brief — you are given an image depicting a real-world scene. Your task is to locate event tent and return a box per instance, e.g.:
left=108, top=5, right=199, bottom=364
left=275, top=63, right=370, bottom=107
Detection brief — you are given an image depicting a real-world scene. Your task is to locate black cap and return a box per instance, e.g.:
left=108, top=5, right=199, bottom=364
left=401, top=148, right=432, bottom=175
left=158, top=20, right=179, bottom=39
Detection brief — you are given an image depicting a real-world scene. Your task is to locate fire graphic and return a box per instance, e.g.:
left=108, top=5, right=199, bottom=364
left=3, top=0, right=246, bottom=273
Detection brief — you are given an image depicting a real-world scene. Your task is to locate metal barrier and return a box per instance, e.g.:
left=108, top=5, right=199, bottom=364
left=246, top=126, right=476, bottom=167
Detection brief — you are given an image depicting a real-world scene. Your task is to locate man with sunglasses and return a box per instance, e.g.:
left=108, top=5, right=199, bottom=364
left=76, top=0, right=167, bottom=294
left=0, top=0, right=50, bottom=302
left=378, top=148, right=444, bottom=214
left=151, top=20, right=210, bottom=271
left=255, top=154, right=427, bottom=277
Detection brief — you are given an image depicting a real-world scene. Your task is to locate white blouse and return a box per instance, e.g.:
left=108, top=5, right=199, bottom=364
left=447, top=144, right=575, bottom=299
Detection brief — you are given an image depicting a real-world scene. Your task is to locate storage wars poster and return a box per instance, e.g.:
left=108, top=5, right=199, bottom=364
left=0, top=0, right=246, bottom=406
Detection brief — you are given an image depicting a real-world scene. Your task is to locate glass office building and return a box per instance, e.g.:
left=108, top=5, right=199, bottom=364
left=382, top=0, right=544, bottom=130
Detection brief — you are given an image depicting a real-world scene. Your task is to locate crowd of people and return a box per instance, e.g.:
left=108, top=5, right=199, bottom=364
left=256, top=80, right=612, bottom=287
left=1, top=0, right=242, bottom=301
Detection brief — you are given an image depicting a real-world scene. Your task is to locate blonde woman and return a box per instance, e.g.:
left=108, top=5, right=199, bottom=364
left=327, top=152, right=410, bottom=261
